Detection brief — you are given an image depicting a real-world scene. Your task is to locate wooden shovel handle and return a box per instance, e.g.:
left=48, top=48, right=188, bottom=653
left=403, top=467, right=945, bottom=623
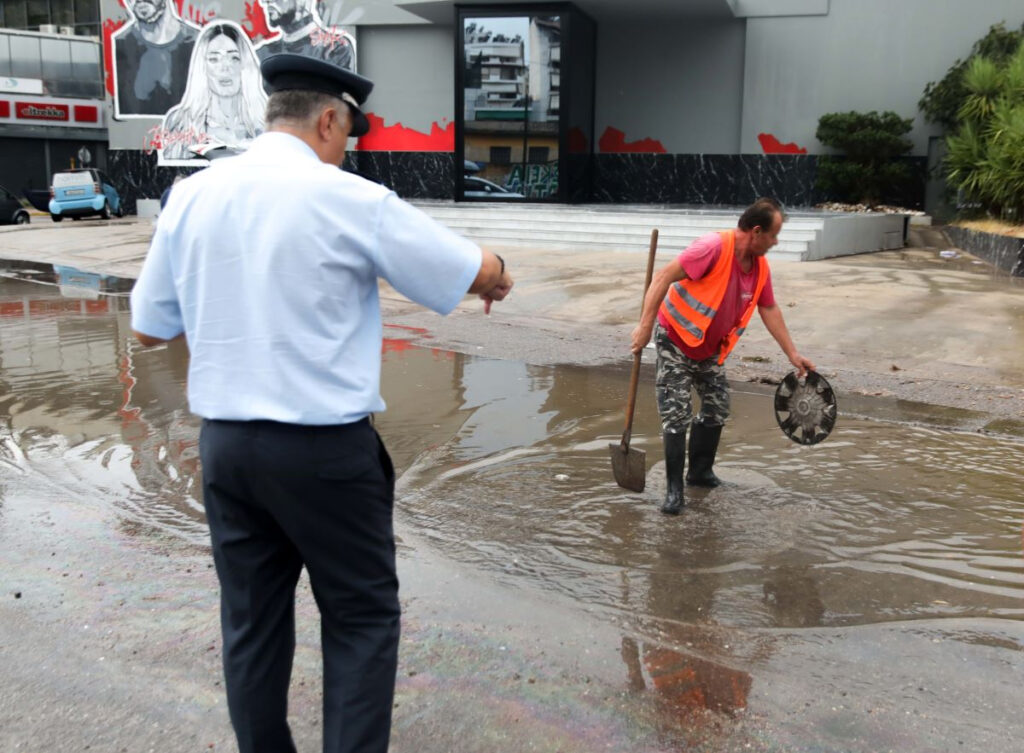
left=621, top=228, right=659, bottom=449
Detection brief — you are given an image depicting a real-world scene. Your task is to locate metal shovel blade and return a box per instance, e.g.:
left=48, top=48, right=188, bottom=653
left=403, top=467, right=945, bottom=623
left=609, top=442, right=647, bottom=492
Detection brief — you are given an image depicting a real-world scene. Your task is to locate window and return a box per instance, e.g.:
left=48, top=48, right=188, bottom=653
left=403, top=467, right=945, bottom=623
left=490, top=146, right=511, bottom=166
left=26, top=0, right=49, bottom=28
left=528, top=146, right=549, bottom=164
left=0, top=35, right=10, bottom=77
left=458, top=7, right=594, bottom=202
left=41, top=37, right=72, bottom=93
left=3, top=1, right=29, bottom=30
left=9, top=34, right=42, bottom=78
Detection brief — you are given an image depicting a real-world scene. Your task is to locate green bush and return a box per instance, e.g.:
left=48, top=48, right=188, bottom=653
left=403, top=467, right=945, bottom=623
left=815, top=111, right=914, bottom=206
left=919, top=22, right=1024, bottom=131
left=943, top=40, right=1024, bottom=219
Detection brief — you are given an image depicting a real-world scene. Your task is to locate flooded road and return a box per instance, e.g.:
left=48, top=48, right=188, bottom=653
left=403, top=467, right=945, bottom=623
left=1, top=272, right=1022, bottom=752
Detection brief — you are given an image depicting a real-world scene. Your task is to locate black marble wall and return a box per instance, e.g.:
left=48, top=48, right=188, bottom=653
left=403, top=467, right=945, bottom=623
left=943, top=225, right=1024, bottom=277
left=108, top=149, right=457, bottom=211
left=108, top=150, right=926, bottom=210
left=590, top=154, right=926, bottom=209
left=344, top=152, right=455, bottom=199
left=109, top=150, right=201, bottom=216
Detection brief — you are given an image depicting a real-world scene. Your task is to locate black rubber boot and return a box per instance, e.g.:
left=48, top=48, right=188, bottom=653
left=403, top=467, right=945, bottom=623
left=660, top=430, right=686, bottom=515
left=686, top=422, right=723, bottom=488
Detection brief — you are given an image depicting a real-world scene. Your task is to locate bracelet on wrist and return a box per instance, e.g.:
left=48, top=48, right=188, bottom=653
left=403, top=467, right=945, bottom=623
left=495, top=253, right=505, bottom=276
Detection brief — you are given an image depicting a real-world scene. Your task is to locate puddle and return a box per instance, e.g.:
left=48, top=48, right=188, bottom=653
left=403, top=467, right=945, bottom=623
left=2, top=273, right=1023, bottom=750
left=2, top=271, right=1022, bottom=629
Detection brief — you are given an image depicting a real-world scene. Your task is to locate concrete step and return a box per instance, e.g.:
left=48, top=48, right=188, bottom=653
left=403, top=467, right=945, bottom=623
left=417, top=204, right=826, bottom=232
left=434, top=219, right=822, bottom=244
left=425, top=210, right=823, bottom=233
left=402, top=202, right=925, bottom=263
left=426, top=226, right=811, bottom=261
left=444, top=228, right=811, bottom=255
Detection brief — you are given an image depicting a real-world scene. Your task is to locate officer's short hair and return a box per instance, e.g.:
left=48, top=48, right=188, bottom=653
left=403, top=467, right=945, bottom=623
left=262, top=53, right=373, bottom=136
left=738, top=197, right=785, bottom=231
left=265, top=89, right=348, bottom=127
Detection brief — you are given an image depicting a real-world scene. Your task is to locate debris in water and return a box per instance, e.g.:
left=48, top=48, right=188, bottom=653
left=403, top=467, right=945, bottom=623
left=554, top=474, right=570, bottom=481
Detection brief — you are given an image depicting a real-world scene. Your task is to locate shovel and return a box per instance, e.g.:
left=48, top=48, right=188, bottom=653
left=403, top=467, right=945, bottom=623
left=610, top=228, right=659, bottom=492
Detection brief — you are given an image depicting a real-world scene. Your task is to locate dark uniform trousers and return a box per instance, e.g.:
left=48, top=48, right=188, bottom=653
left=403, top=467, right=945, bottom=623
left=200, top=417, right=399, bottom=753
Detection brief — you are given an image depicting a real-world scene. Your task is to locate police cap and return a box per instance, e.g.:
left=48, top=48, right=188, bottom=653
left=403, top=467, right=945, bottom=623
left=261, top=53, right=375, bottom=137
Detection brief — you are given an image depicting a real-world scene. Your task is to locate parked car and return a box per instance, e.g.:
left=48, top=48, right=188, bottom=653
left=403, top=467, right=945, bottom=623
left=48, top=168, right=124, bottom=222
left=463, top=176, right=525, bottom=200
left=0, top=185, right=30, bottom=225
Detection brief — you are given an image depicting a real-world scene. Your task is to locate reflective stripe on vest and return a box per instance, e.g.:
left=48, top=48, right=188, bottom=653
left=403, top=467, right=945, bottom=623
left=658, top=230, right=735, bottom=348
left=658, top=229, right=769, bottom=364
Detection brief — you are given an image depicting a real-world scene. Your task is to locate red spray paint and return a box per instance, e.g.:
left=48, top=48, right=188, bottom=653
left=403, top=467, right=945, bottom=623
left=757, top=133, right=807, bottom=155
left=102, top=18, right=127, bottom=96
left=356, top=114, right=455, bottom=152
left=598, top=126, right=667, bottom=154
left=241, top=1, right=278, bottom=42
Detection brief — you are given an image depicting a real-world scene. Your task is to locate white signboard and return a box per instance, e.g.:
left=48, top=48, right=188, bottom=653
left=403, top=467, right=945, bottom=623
left=0, top=76, right=45, bottom=95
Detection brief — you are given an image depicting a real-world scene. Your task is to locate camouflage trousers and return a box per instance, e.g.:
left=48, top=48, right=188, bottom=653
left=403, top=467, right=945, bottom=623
left=654, top=323, right=730, bottom=434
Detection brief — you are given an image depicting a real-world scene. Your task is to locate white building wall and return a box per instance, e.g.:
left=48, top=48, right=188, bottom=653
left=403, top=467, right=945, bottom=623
left=593, top=17, right=746, bottom=154
left=741, top=0, right=1024, bottom=155
left=357, top=24, right=455, bottom=133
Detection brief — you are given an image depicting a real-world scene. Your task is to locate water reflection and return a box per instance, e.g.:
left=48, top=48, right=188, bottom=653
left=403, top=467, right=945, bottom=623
left=620, top=636, right=751, bottom=716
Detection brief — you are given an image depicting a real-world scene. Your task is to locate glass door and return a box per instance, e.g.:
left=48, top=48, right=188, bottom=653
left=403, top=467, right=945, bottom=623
left=458, top=9, right=571, bottom=201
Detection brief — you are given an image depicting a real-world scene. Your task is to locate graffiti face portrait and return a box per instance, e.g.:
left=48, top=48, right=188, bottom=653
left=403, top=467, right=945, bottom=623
left=158, top=20, right=267, bottom=163
left=254, top=0, right=357, bottom=71
left=126, top=0, right=167, bottom=24
left=206, top=33, right=243, bottom=98
left=264, top=0, right=301, bottom=27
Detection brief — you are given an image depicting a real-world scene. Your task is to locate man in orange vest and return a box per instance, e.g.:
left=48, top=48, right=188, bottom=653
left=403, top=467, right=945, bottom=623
left=630, top=198, right=815, bottom=515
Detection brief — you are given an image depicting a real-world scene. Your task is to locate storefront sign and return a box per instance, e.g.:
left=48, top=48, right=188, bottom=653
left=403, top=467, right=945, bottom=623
left=16, top=101, right=70, bottom=122
left=0, top=76, right=44, bottom=95
left=74, top=105, right=99, bottom=123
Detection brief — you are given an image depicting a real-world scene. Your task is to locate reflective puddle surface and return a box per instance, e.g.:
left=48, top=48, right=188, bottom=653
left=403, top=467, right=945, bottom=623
left=2, top=272, right=1022, bottom=751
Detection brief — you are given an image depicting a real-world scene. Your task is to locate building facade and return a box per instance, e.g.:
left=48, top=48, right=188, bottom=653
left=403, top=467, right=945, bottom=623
left=0, top=25, right=106, bottom=196
left=5, top=0, right=1024, bottom=210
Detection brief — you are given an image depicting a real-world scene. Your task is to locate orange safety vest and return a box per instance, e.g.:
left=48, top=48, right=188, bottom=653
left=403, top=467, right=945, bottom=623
left=658, top=230, right=769, bottom=365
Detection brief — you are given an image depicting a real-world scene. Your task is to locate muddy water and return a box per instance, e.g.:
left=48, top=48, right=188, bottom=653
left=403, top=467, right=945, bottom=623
left=385, top=354, right=1024, bottom=632
left=2, top=274, right=1023, bottom=750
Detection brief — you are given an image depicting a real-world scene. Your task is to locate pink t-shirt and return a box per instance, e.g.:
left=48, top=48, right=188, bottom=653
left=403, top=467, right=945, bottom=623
left=657, top=232, right=775, bottom=361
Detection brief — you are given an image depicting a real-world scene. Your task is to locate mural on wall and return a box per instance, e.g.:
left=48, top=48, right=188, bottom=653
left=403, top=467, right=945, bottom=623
left=104, top=0, right=358, bottom=165
left=112, top=0, right=200, bottom=118
left=256, top=0, right=355, bottom=68
left=158, top=20, right=267, bottom=161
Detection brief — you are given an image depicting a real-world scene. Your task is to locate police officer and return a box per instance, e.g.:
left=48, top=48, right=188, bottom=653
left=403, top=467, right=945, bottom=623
left=630, top=198, right=813, bottom=516
left=130, top=54, right=513, bottom=753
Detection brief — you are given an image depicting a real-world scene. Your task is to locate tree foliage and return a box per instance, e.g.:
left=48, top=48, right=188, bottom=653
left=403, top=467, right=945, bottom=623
left=943, top=40, right=1024, bottom=219
left=919, top=22, right=1024, bottom=131
left=815, top=111, right=914, bottom=206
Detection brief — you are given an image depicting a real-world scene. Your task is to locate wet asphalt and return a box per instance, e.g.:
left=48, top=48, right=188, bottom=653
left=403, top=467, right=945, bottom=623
left=0, top=220, right=1023, bottom=752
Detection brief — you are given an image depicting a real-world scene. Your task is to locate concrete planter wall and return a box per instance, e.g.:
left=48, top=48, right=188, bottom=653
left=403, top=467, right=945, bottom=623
left=944, top=225, right=1024, bottom=277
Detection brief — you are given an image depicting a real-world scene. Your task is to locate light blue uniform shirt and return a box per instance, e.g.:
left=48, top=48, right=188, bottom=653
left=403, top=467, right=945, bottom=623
left=131, top=132, right=481, bottom=424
